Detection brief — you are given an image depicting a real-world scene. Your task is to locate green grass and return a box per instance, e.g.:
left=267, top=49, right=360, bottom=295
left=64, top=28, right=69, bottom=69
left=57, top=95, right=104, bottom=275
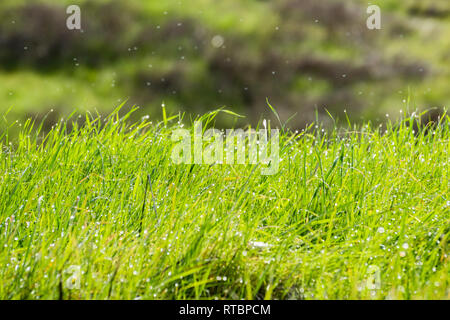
left=0, top=107, right=448, bottom=300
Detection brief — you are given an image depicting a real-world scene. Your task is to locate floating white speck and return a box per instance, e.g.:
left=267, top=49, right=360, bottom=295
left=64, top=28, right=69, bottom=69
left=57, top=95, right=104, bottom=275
left=211, top=35, right=225, bottom=48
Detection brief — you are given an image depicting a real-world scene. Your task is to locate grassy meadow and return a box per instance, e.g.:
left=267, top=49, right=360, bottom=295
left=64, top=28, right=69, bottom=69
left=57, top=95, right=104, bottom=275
left=0, top=0, right=449, bottom=301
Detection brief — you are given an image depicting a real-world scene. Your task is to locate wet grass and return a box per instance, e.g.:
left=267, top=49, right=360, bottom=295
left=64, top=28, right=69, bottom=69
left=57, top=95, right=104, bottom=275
left=0, top=107, right=448, bottom=299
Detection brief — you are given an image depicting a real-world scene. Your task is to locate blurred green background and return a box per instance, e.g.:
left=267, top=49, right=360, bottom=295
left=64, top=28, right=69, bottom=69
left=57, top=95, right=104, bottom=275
left=0, top=0, right=449, bottom=129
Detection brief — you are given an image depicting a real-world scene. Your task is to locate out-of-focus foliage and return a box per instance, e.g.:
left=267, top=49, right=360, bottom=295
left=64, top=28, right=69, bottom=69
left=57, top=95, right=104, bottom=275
left=0, top=0, right=449, bottom=128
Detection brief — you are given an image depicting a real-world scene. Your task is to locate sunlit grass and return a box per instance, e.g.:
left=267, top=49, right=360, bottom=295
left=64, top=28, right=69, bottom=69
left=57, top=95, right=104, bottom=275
left=0, top=107, right=448, bottom=299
